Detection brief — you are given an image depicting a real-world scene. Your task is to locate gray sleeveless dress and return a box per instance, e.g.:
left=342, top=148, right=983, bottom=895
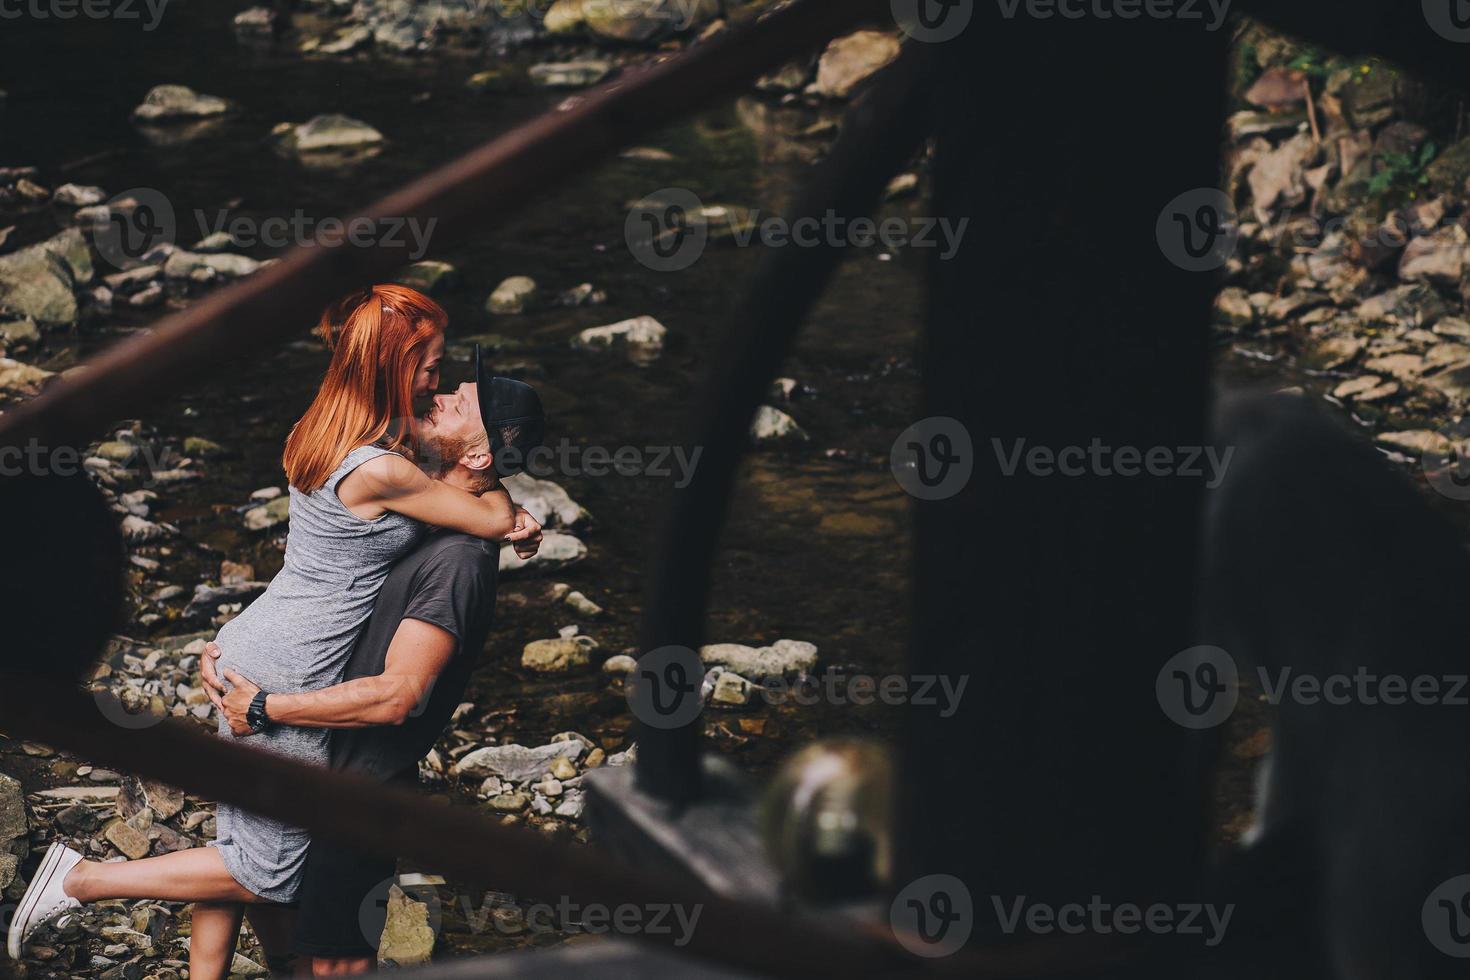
left=211, top=445, right=423, bottom=902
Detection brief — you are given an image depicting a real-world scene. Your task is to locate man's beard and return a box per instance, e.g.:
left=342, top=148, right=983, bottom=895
left=418, top=431, right=474, bottom=478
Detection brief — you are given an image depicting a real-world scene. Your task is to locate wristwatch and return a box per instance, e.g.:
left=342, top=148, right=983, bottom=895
left=246, top=690, right=272, bottom=734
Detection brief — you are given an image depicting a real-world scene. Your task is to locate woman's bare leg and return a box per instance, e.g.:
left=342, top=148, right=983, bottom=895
left=63, top=847, right=259, bottom=904
left=245, top=904, right=301, bottom=974
left=189, top=902, right=246, bottom=980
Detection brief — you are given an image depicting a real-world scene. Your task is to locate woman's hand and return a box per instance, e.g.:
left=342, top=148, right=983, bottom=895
left=221, top=669, right=262, bottom=737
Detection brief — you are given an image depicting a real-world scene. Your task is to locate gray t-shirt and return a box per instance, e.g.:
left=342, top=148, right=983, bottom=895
left=327, top=531, right=498, bottom=781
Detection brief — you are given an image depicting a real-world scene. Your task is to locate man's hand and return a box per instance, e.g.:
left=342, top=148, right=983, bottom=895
left=201, top=642, right=227, bottom=712
left=506, top=505, right=543, bottom=560
left=221, top=669, right=262, bottom=737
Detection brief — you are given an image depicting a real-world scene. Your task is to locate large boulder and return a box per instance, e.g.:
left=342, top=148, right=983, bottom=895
left=0, top=773, right=29, bottom=891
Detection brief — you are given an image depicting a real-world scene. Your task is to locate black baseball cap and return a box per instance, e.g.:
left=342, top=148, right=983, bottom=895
left=474, top=343, right=545, bottom=477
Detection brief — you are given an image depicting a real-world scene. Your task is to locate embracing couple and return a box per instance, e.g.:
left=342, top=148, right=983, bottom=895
left=7, top=285, right=546, bottom=977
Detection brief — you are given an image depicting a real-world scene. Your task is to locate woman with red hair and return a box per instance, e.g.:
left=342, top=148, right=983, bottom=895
left=9, top=285, right=539, bottom=978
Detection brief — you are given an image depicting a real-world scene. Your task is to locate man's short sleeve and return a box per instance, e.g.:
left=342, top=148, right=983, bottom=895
left=403, top=543, right=495, bottom=649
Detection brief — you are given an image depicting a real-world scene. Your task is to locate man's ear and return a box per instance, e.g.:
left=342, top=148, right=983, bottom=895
left=460, top=448, right=493, bottom=473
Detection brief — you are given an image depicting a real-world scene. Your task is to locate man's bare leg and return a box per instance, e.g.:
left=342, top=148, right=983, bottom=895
left=63, top=847, right=259, bottom=904
left=190, top=902, right=246, bottom=980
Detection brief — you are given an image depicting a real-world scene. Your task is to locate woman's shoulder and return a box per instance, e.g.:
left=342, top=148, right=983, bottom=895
left=341, top=449, right=426, bottom=497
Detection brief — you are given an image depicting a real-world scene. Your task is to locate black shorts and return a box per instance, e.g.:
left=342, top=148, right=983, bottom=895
left=292, top=837, right=396, bottom=960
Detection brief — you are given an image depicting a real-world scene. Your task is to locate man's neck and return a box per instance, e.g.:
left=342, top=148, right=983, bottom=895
left=439, top=466, right=485, bottom=495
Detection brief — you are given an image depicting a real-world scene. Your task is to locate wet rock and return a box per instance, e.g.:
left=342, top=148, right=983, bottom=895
left=453, top=741, right=586, bottom=783
left=0, top=357, right=52, bottom=392
left=1213, top=287, right=1255, bottom=328
left=184, top=581, right=267, bottom=618
left=589, top=0, right=717, bottom=40
left=232, top=5, right=277, bottom=37
left=528, top=61, right=612, bottom=89
left=486, top=276, right=538, bottom=314
left=556, top=282, right=607, bottom=308
left=0, top=317, right=40, bottom=348
left=1227, top=111, right=1308, bottom=142
left=757, top=58, right=815, bottom=95
left=1375, top=430, right=1451, bottom=455
left=103, top=265, right=162, bottom=295
left=1332, top=375, right=1387, bottom=399
left=162, top=250, right=261, bottom=280
left=500, top=473, right=592, bottom=529
left=564, top=590, right=602, bottom=617
left=572, top=315, right=667, bottom=363
left=488, top=792, right=529, bottom=812
left=499, top=530, right=586, bottom=575
left=54, top=803, right=98, bottom=834
left=1399, top=224, right=1469, bottom=286
left=228, top=952, right=268, bottom=977
left=710, top=671, right=755, bottom=707
left=1243, top=67, right=1308, bottom=109
left=585, top=747, right=606, bottom=768
left=120, top=515, right=169, bottom=544
left=0, top=774, right=26, bottom=890
left=542, top=0, right=584, bottom=33
left=243, top=495, right=290, bottom=532
left=1248, top=132, right=1317, bottom=222
left=478, top=777, right=505, bottom=797
left=131, top=85, right=232, bottom=123
left=884, top=172, right=919, bottom=201
left=700, top=638, right=817, bottom=680
left=103, top=819, right=151, bottom=859
left=276, top=114, right=384, bottom=154
left=1427, top=136, right=1470, bottom=197
left=379, top=885, right=435, bottom=967
left=249, top=486, right=283, bottom=502
left=807, top=30, right=900, bottom=99
left=183, top=436, right=227, bottom=458
left=750, top=405, right=807, bottom=444
left=602, top=654, right=637, bottom=675
left=396, top=260, right=457, bottom=295
left=549, top=756, right=578, bottom=780
left=554, top=794, right=585, bottom=819
left=521, top=635, right=598, bottom=674
left=52, top=183, right=106, bottom=207
left=220, top=561, right=255, bottom=585
left=1341, top=65, right=1400, bottom=130
left=1362, top=353, right=1426, bottom=381
left=0, top=236, right=79, bottom=327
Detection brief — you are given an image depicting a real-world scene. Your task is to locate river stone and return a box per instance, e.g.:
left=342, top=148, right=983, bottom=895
left=0, top=317, right=40, bottom=348
left=280, top=114, right=385, bottom=153
left=542, top=0, right=584, bottom=33
left=1399, top=225, right=1469, bottom=286
left=453, top=741, right=586, bottom=783
left=521, top=635, right=598, bottom=673
left=1248, top=132, right=1316, bottom=222
left=1376, top=430, right=1452, bottom=456
left=1213, top=288, right=1254, bottom=328
left=0, top=357, right=52, bottom=392
left=750, top=405, right=807, bottom=443
left=487, top=792, right=530, bottom=812
left=806, top=30, right=900, bottom=99
left=529, top=61, right=612, bottom=88
left=1362, top=353, right=1426, bottom=381
left=53, top=183, right=106, bottom=207
left=572, top=315, right=666, bottom=362
left=1332, top=375, right=1384, bottom=399
left=602, top=654, right=637, bottom=675
left=244, top=495, right=291, bottom=532
left=699, top=638, right=817, bottom=680
left=0, top=774, right=26, bottom=887
left=125, top=516, right=170, bottom=545
left=499, top=530, right=586, bottom=575
left=379, top=885, right=435, bottom=967
left=1306, top=336, right=1364, bottom=371
left=185, top=581, right=268, bottom=618
left=486, top=276, right=538, bottom=314
left=396, top=260, right=457, bottom=294
left=564, top=590, right=602, bottom=617
left=710, top=671, right=755, bottom=707
left=132, top=85, right=232, bottom=123
left=500, top=473, right=591, bottom=528
left=104, top=819, right=151, bottom=860
left=549, top=756, right=578, bottom=780
left=163, top=250, right=261, bottom=280
left=0, top=240, right=78, bottom=327
left=580, top=0, right=718, bottom=41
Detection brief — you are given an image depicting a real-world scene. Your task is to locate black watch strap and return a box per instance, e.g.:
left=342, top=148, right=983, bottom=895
left=247, top=690, right=271, bottom=733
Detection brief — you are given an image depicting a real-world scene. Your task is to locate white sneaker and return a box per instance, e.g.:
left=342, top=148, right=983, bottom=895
left=6, top=842, right=82, bottom=960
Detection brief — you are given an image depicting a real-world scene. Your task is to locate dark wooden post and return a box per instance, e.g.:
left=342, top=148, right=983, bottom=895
left=901, top=11, right=1229, bottom=970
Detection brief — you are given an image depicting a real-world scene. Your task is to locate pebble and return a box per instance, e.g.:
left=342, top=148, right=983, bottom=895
left=602, top=654, right=637, bottom=675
